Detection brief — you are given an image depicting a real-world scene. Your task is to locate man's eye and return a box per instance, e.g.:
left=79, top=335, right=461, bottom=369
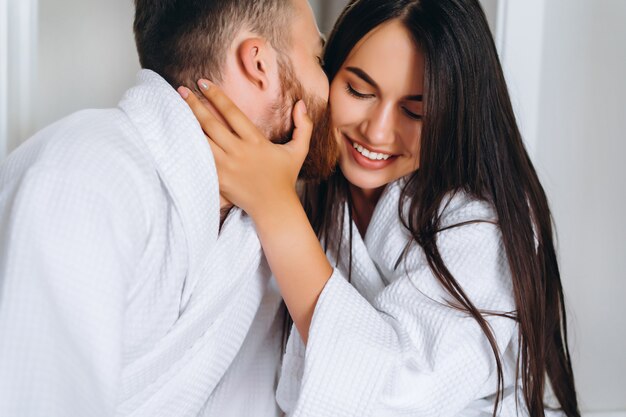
left=345, top=83, right=374, bottom=99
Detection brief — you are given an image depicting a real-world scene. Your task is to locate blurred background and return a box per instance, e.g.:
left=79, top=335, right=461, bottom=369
left=0, top=0, right=624, bottom=415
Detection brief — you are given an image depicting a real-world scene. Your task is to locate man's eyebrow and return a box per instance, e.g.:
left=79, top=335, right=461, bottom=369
left=346, top=66, right=423, bottom=101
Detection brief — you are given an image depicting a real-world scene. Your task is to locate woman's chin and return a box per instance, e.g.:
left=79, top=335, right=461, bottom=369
left=340, top=163, right=393, bottom=192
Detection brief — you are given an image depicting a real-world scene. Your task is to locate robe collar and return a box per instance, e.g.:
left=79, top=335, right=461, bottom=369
left=118, top=70, right=220, bottom=283
left=331, top=179, right=413, bottom=302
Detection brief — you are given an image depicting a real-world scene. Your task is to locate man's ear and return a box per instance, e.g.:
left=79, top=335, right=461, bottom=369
left=237, top=38, right=275, bottom=91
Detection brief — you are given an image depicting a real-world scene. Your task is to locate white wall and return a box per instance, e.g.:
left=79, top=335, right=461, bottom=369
left=499, top=0, right=626, bottom=414
left=33, top=0, right=139, bottom=136
left=479, top=0, right=498, bottom=32
left=534, top=0, right=626, bottom=412
left=310, top=0, right=350, bottom=34
left=496, top=0, right=546, bottom=158
left=0, top=0, right=8, bottom=160
left=0, top=0, right=139, bottom=156
left=2, top=0, right=38, bottom=159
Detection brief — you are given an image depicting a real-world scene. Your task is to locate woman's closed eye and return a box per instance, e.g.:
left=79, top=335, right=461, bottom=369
left=401, top=106, right=422, bottom=121
left=346, top=83, right=375, bottom=99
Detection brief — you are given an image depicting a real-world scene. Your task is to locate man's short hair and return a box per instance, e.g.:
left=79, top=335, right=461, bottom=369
left=134, top=0, right=294, bottom=88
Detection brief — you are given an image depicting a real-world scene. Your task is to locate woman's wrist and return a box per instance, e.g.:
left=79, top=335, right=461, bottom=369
left=245, top=188, right=302, bottom=226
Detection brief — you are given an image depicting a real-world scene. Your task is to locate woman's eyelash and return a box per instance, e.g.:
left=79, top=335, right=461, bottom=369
left=345, top=83, right=422, bottom=120
left=402, top=107, right=422, bottom=121
left=346, top=83, right=374, bottom=99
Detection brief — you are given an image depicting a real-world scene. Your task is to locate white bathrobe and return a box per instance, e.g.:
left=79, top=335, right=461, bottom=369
left=277, top=181, right=547, bottom=416
left=0, top=70, right=282, bottom=417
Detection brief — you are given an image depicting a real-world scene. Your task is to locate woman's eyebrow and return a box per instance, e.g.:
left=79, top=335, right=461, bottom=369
left=346, top=67, right=378, bottom=88
left=345, top=66, right=423, bottom=101
left=406, top=94, right=423, bottom=101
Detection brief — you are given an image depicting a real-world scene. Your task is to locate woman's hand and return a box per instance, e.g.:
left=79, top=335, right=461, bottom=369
left=177, top=80, right=313, bottom=219
left=179, top=81, right=333, bottom=344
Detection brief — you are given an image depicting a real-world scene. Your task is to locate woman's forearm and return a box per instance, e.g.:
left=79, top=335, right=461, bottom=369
left=250, top=191, right=333, bottom=344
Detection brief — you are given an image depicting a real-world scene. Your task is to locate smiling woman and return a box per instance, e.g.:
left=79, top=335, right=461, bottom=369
left=331, top=21, right=424, bottom=194
left=329, top=20, right=425, bottom=235
left=181, top=0, right=582, bottom=415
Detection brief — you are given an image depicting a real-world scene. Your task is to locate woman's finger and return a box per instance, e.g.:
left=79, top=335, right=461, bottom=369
left=206, top=134, right=227, bottom=164
left=197, top=80, right=261, bottom=142
left=178, top=86, right=239, bottom=153
left=285, top=100, right=313, bottom=161
left=206, top=138, right=233, bottom=197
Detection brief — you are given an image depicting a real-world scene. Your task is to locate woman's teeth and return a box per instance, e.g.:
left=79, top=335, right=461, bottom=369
left=352, top=142, right=391, bottom=161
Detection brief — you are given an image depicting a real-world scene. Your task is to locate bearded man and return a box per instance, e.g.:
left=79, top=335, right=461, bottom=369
left=0, top=1, right=337, bottom=416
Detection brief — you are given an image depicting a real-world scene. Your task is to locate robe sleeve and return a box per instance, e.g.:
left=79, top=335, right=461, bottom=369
left=277, top=219, right=518, bottom=417
left=0, top=165, right=145, bottom=417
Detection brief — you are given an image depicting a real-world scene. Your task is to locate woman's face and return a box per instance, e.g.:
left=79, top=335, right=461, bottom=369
left=330, top=20, right=425, bottom=192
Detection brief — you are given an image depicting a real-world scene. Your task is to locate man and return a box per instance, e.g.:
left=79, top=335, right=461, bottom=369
left=0, top=0, right=334, bottom=416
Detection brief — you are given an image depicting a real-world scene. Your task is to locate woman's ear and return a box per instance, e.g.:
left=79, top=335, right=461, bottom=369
left=237, top=37, right=274, bottom=91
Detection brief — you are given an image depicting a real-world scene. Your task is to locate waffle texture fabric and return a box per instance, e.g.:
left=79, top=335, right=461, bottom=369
left=0, top=70, right=282, bottom=417
left=277, top=181, right=563, bottom=416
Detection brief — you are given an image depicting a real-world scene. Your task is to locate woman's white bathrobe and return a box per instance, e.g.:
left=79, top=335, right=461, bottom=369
left=0, top=70, right=282, bottom=417
left=277, top=181, right=537, bottom=416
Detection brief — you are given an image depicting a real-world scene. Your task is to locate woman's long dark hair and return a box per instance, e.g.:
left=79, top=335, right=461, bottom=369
left=302, top=0, right=579, bottom=415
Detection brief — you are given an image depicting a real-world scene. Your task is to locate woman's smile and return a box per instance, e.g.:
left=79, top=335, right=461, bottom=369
left=342, top=133, right=398, bottom=170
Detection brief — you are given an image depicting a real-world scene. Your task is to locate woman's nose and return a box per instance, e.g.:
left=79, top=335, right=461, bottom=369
left=361, top=102, right=395, bottom=146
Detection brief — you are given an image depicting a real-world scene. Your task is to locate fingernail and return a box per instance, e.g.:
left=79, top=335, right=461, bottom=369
left=177, top=87, right=189, bottom=99
left=299, top=100, right=308, bottom=115
left=198, top=79, right=211, bottom=91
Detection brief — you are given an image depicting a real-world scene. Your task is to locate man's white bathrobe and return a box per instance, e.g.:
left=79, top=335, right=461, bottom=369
left=277, top=181, right=544, bottom=416
left=0, top=70, right=283, bottom=417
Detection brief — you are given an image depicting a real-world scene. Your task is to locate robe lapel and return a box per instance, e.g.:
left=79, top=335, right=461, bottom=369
left=117, top=72, right=267, bottom=414
left=364, top=180, right=413, bottom=287
left=330, top=202, right=386, bottom=304
left=118, top=70, right=221, bottom=306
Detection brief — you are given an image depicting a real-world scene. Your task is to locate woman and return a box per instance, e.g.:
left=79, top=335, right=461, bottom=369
left=180, top=0, right=579, bottom=415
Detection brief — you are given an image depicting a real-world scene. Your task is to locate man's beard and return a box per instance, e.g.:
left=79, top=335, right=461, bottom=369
left=263, top=58, right=340, bottom=182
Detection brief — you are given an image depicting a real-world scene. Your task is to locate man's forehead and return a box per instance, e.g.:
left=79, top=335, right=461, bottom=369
left=291, top=19, right=324, bottom=52
left=290, top=0, right=322, bottom=33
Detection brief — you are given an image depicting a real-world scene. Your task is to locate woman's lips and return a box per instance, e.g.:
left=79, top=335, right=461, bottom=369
left=343, top=134, right=397, bottom=170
